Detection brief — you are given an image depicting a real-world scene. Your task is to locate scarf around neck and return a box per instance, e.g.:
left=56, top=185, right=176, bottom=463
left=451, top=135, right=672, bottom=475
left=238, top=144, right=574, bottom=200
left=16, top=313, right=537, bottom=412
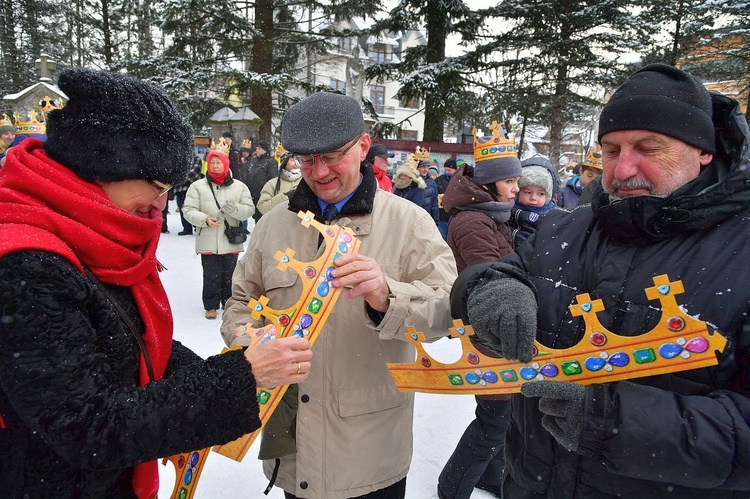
left=0, top=139, right=173, bottom=499
left=459, top=199, right=514, bottom=224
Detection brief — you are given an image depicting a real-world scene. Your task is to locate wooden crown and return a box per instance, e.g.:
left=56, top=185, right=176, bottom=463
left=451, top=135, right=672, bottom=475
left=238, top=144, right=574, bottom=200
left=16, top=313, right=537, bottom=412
left=387, top=274, right=727, bottom=395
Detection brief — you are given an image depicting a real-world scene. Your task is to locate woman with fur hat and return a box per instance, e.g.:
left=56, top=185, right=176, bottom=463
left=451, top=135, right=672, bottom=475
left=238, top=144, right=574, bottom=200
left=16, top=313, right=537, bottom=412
left=182, top=140, right=255, bottom=320
left=0, top=68, right=310, bottom=499
left=393, top=160, right=434, bottom=216
left=510, top=156, right=561, bottom=246
left=256, top=152, right=303, bottom=215
left=438, top=124, right=522, bottom=499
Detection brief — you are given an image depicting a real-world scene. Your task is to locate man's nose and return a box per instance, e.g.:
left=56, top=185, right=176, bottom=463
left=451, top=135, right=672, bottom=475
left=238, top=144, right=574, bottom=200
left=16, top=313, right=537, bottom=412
left=309, top=157, right=331, bottom=177
left=152, top=193, right=168, bottom=211
left=612, top=147, right=640, bottom=181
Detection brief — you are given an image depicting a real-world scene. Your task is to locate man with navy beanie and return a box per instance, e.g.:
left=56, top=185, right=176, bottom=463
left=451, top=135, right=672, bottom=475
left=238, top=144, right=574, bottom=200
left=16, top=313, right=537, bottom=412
left=221, top=92, right=457, bottom=498
left=450, top=64, right=750, bottom=497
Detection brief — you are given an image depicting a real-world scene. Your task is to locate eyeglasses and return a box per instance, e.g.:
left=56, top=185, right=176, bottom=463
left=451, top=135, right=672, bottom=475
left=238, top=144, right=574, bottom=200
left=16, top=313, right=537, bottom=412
left=293, top=135, right=362, bottom=169
left=150, top=180, right=173, bottom=197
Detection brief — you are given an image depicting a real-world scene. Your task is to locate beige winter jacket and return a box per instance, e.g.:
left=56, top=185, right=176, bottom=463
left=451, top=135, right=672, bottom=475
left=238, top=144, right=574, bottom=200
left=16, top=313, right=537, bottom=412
left=256, top=174, right=302, bottom=215
left=221, top=188, right=457, bottom=498
left=182, top=176, right=255, bottom=254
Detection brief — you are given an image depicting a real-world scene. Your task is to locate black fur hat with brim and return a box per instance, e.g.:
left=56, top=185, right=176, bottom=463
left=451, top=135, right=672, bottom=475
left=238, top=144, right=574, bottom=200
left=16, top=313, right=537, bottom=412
left=44, top=68, right=194, bottom=185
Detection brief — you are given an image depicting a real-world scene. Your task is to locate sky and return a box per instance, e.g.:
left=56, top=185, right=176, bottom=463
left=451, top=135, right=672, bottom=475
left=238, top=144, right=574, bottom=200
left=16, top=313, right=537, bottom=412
left=155, top=209, right=496, bottom=499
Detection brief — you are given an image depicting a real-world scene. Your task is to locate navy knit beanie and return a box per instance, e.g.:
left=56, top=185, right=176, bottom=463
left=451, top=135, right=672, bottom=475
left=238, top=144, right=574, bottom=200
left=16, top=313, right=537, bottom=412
left=598, top=64, right=715, bottom=153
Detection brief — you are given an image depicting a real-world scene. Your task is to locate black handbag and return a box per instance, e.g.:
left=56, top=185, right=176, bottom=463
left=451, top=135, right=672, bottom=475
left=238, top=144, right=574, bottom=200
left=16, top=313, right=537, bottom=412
left=208, top=178, right=248, bottom=244
left=224, top=223, right=248, bottom=244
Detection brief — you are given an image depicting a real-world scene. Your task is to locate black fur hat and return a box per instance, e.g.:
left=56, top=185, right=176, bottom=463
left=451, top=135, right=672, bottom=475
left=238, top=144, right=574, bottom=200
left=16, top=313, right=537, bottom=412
left=44, top=68, right=194, bottom=184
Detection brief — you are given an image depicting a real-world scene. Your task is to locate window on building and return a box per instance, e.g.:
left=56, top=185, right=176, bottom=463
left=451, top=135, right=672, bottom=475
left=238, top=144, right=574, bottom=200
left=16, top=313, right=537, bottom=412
left=372, top=47, right=387, bottom=63
left=330, top=79, right=346, bottom=92
left=399, top=97, right=421, bottom=109
left=370, top=85, right=386, bottom=114
left=401, top=130, right=418, bottom=141
left=339, top=38, right=352, bottom=54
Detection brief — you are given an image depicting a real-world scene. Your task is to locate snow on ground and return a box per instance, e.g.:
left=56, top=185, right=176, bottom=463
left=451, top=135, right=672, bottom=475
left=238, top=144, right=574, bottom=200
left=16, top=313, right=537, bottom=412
left=156, top=209, right=495, bottom=498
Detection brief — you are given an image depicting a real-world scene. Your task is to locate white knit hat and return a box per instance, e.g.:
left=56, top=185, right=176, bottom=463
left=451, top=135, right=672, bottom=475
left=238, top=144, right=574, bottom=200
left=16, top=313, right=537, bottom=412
left=518, top=165, right=554, bottom=202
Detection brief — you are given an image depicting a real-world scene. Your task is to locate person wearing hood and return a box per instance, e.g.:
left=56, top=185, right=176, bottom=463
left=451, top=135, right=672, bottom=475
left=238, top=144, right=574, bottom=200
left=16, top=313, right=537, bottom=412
left=256, top=152, right=303, bottom=215
left=182, top=140, right=255, bottom=319
left=452, top=64, right=750, bottom=498
left=393, top=160, right=433, bottom=216
left=438, top=124, right=522, bottom=499
left=0, top=68, right=311, bottom=499
left=509, top=156, right=562, bottom=246
left=557, top=149, right=603, bottom=209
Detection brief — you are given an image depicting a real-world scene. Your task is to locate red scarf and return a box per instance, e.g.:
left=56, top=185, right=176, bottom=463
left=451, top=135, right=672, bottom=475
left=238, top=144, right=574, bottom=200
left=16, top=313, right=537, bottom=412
left=373, top=166, right=393, bottom=193
left=0, top=139, right=172, bottom=499
left=206, top=150, right=230, bottom=185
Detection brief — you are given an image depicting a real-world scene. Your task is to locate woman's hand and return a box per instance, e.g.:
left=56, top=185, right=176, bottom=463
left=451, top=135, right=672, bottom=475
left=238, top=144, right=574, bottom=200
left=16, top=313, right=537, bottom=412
left=244, top=337, right=313, bottom=388
left=206, top=217, right=221, bottom=227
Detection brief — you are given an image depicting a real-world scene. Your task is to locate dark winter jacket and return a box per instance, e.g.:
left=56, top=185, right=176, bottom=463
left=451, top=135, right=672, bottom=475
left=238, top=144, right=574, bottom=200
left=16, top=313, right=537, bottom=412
left=508, top=203, right=562, bottom=247
left=394, top=180, right=431, bottom=217
left=443, top=167, right=514, bottom=273
left=0, top=251, right=261, bottom=498
left=475, top=93, right=750, bottom=497
left=227, top=147, right=242, bottom=180
left=422, top=175, right=440, bottom=222
left=244, top=153, right=279, bottom=203
left=435, top=173, right=453, bottom=223
left=557, top=176, right=583, bottom=209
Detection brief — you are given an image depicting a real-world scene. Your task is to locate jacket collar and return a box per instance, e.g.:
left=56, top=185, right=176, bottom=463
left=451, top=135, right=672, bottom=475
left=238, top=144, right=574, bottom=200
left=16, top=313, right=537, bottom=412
left=288, top=162, right=378, bottom=225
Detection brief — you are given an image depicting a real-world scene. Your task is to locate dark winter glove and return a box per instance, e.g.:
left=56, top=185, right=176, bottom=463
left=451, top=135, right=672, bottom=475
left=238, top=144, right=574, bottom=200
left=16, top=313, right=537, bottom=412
left=284, top=189, right=296, bottom=199
left=220, top=200, right=238, bottom=215
left=521, top=380, right=586, bottom=452
left=465, top=266, right=537, bottom=362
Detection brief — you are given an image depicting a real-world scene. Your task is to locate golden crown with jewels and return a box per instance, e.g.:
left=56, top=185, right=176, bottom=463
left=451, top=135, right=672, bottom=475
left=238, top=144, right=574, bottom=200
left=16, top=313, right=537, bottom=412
left=413, top=145, right=431, bottom=163
left=583, top=147, right=603, bottom=170
left=210, top=137, right=231, bottom=156
left=13, top=109, right=45, bottom=134
left=240, top=138, right=252, bottom=149
left=0, top=113, right=12, bottom=128
left=387, top=274, right=727, bottom=395
left=163, top=210, right=361, bottom=499
left=274, top=143, right=287, bottom=162
left=39, top=95, right=64, bottom=113
left=11, top=96, right=65, bottom=135
left=472, top=120, right=517, bottom=164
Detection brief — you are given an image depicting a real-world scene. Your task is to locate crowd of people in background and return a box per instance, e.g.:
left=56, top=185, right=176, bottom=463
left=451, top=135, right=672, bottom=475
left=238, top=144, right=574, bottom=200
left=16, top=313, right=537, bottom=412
left=2, top=62, right=748, bottom=499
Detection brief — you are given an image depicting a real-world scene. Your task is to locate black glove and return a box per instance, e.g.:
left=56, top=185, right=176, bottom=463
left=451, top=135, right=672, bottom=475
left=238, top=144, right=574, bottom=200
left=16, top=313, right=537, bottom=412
left=465, top=265, right=537, bottom=362
left=284, top=189, right=296, bottom=199
left=521, top=380, right=586, bottom=452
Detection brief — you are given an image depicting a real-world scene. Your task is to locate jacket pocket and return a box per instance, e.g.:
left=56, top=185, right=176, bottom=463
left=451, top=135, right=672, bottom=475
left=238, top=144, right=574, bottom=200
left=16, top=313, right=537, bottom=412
left=337, top=384, right=410, bottom=417
left=261, top=266, right=302, bottom=311
left=262, top=265, right=299, bottom=292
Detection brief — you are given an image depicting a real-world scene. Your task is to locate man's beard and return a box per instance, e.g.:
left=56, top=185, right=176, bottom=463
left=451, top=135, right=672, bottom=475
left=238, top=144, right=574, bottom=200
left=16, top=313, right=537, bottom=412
left=606, top=178, right=659, bottom=198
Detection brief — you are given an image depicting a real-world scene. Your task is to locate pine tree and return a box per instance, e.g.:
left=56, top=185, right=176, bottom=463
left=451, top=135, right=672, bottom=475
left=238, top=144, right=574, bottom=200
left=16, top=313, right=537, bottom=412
left=366, top=0, right=472, bottom=141
left=467, top=0, right=646, bottom=165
